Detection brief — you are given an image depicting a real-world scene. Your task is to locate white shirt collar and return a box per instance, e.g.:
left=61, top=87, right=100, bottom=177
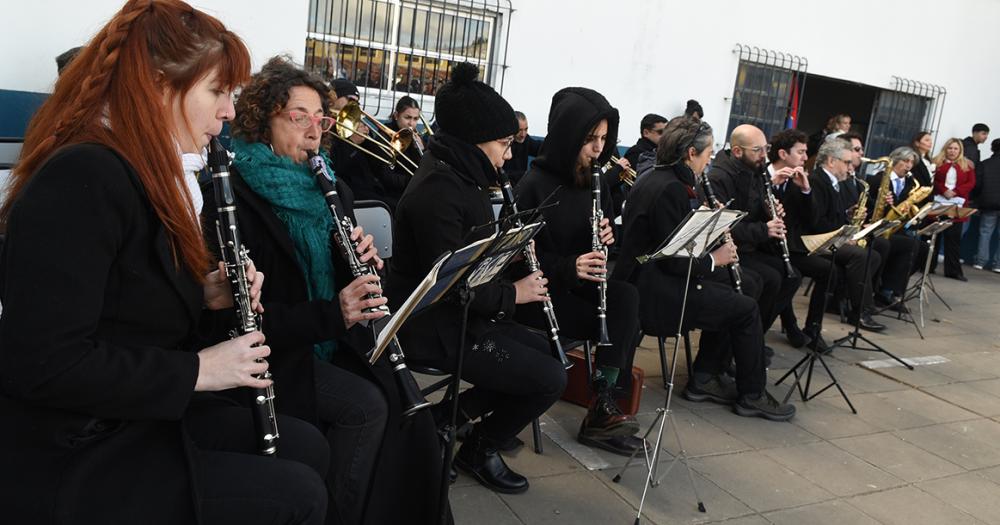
left=822, top=168, right=839, bottom=188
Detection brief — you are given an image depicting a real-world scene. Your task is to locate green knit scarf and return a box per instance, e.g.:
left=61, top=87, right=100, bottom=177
left=230, top=138, right=337, bottom=360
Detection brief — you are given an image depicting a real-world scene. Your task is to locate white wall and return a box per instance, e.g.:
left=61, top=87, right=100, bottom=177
left=0, top=0, right=308, bottom=94
left=501, top=0, right=1000, bottom=155
left=4, top=0, right=999, bottom=157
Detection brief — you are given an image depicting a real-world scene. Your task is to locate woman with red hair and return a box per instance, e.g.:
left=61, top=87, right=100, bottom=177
left=930, top=137, right=977, bottom=281
left=0, top=1, right=328, bottom=523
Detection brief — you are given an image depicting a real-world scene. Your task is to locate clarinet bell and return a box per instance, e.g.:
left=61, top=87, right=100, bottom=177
left=389, top=350, right=433, bottom=417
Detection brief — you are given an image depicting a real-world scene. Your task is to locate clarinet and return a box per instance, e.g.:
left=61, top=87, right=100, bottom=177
left=496, top=168, right=571, bottom=369
left=591, top=164, right=612, bottom=349
left=306, top=150, right=431, bottom=417
left=760, top=163, right=797, bottom=279
left=207, top=138, right=279, bottom=456
left=698, top=171, right=744, bottom=294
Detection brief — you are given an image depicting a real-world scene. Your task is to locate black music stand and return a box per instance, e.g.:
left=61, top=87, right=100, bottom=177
left=612, top=205, right=744, bottom=523
left=775, top=225, right=859, bottom=413
left=914, top=219, right=955, bottom=326
left=386, top=218, right=542, bottom=525
left=829, top=220, right=914, bottom=370
left=871, top=204, right=937, bottom=339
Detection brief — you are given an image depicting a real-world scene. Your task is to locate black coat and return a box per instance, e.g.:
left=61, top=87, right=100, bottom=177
left=386, top=135, right=517, bottom=364
left=805, top=168, right=850, bottom=234
left=201, top=166, right=444, bottom=524
left=912, top=157, right=934, bottom=188
left=977, top=154, right=1000, bottom=210
left=774, top=178, right=814, bottom=255
left=963, top=136, right=982, bottom=167
left=611, top=164, right=715, bottom=335
left=623, top=136, right=656, bottom=168
left=0, top=144, right=213, bottom=524
left=330, top=137, right=406, bottom=212
left=702, top=150, right=771, bottom=252
left=503, top=135, right=542, bottom=185
left=867, top=170, right=923, bottom=211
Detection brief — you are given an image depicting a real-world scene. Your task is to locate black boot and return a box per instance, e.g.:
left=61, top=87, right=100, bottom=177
left=578, top=433, right=649, bottom=456
left=453, top=428, right=529, bottom=494
left=802, top=323, right=830, bottom=355
left=579, top=379, right=639, bottom=439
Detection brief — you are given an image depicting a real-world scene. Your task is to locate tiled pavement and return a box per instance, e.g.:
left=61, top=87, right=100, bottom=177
left=444, top=268, right=1000, bottom=524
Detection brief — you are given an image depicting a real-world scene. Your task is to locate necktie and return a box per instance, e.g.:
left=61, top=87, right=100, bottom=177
left=894, top=178, right=903, bottom=198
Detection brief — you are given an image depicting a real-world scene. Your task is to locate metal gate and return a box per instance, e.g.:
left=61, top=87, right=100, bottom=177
left=865, top=76, right=946, bottom=158
left=725, top=44, right=808, bottom=142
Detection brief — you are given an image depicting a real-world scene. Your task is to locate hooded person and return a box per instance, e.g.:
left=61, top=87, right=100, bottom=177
left=386, top=63, right=567, bottom=495
left=515, top=87, right=644, bottom=456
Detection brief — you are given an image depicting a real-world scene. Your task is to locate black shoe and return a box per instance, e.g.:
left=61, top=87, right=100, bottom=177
left=496, top=435, right=524, bottom=452
left=802, top=324, right=831, bottom=355
left=888, top=299, right=910, bottom=315
left=874, top=292, right=893, bottom=308
left=580, top=384, right=639, bottom=438
left=764, top=345, right=775, bottom=358
left=848, top=311, right=886, bottom=331
left=578, top=433, right=648, bottom=457
left=454, top=432, right=529, bottom=494
left=682, top=374, right=739, bottom=405
left=784, top=324, right=811, bottom=349
left=734, top=391, right=796, bottom=421
left=946, top=273, right=968, bottom=282
left=449, top=465, right=457, bottom=484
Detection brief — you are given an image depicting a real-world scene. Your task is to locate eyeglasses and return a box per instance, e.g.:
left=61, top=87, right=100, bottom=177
left=738, top=144, right=770, bottom=154
left=839, top=157, right=853, bottom=164
left=852, top=146, right=864, bottom=153
left=497, top=137, right=514, bottom=151
left=283, top=110, right=335, bottom=132
left=649, top=127, right=666, bottom=135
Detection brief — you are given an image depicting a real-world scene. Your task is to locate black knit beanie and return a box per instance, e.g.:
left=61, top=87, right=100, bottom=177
left=434, top=62, right=517, bottom=144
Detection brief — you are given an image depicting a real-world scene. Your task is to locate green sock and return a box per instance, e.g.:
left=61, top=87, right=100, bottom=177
left=598, top=366, right=620, bottom=387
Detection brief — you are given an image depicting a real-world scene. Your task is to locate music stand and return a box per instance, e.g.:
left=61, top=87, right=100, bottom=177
left=914, top=220, right=955, bottom=326
left=775, top=225, right=859, bottom=413
left=394, top=218, right=543, bottom=525
left=612, top=205, right=744, bottom=523
left=871, top=203, right=938, bottom=339
left=829, top=220, right=914, bottom=370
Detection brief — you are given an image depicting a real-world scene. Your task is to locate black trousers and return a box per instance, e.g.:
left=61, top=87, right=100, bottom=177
left=689, top=280, right=767, bottom=396
left=788, top=252, right=834, bottom=328
left=930, top=223, right=965, bottom=277
left=313, top=359, right=388, bottom=525
left=517, top=280, right=640, bottom=388
left=835, top=243, right=882, bottom=312
left=877, top=232, right=927, bottom=296
left=186, top=405, right=329, bottom=525
left=740, top=251, right=802, bottom=332
left=424, top=325, right=567, bottom=444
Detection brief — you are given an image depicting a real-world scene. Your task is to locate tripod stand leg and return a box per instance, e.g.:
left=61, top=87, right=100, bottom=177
left=653, top=412, right=706, bottom=512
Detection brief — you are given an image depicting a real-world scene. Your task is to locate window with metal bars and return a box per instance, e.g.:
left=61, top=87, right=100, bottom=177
left=304, top=0, right=512, bottom=118
left=865, top=77, right=946, bottom=158
left=725, top=44, right=808, bottom=143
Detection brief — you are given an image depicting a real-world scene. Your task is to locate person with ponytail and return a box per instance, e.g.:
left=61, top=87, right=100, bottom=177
left=387, top=63, right=566, bottom=495
left=206, top=55, right=444, bottom=525
left=0, top=2, right=328, bottom=523
left=612, top=116, right=796, bottom=422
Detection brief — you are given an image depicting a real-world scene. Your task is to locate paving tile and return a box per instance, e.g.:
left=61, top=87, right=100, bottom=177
left=651, top=408, right=754, bottom=458
left=831, top=432, right=965, bottom=483
left=450, top=485, right=523, bottom=525
left=846, top=390, right=978, bottom=431
left=701, top=516, right=770, bottom=525
left=932, top=353, right=1000, bottom=382
left=761, top=441, right=904, bottom=497
left=922, top=382, right=1000, bottom=417
left=763, top=500, right=881, bottom=525
left=691, top=451, right=834, bottom=513
left=917, top=472, right=1000, bottom=525
left=503, top=425, right=586, bottom=479
left=597, top=462, right=754, bottom=524
left=694, top=408, right=821, bottom=450
left=498, top=472, right=638, bottom=524
left=789, top=395, right=890, bottom=440
left=895, top=419, right=1000, bottom=470
left=848, top=486, right=986, bottom=525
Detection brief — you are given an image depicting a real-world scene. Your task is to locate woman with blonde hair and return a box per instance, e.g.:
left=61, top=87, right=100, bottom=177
left=930, top=137, right=977, bottom=280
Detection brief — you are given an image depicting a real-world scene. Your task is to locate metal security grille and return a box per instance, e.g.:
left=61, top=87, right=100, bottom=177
left=865, top=77, right=947, bottom=158
left=725, top=44, right=808, bottom=142
left=304, top=0, right=513, bottom=119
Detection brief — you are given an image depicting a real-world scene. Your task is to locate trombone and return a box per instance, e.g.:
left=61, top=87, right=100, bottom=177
left=333, top=102, right=419, bottom=175
left=418, top=111, right=435, bottom=137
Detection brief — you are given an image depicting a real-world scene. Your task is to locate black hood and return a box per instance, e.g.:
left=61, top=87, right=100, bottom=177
left=531, top=87, right=619, bottom=183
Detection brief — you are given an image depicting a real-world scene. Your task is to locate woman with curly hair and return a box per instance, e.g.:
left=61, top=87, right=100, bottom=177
left=206, top=55, right=443, bottom=525
left=0, top=1, right=329, bottom=524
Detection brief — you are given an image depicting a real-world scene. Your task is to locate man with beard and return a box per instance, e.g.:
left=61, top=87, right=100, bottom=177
left=702, top=125, right=804, bottom=348
left=502, top=111, right=543, bottom=185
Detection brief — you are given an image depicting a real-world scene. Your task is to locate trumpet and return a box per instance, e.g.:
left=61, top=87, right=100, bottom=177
left=601, top=156, right=638, bottom=186
left=334, top=102, right=418, bottom=175
left=418, top=111, right=435, bottom=137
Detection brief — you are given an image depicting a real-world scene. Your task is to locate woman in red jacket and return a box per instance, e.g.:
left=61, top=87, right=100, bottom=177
left=930, top=138, right=977, bottom=280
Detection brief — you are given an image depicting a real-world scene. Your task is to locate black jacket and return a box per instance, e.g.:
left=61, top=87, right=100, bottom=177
left=330, top=137, right=407, bottom=211
left=201, top=166, right=444, bottom=525
left=518, top=87, right=619, bottom=294
left=963, top=136, right=982, bottom=167
left=0, top=144, right=211, bottom=524
left=805, top=168, right=850, bottom=235
left=623, top=136, right=656, bottom=168
left=977, top=153, right=1000, bottom=210
left=387, top=133, right=517, bottom=363
left=867, top=170, right=924, bottom=212
left=611, top=164, right=715, bottom=334
left=503, top=135, right=542, bottom=185
left=912, top=157, right=934, bottom=188
left=701, top=150, right=771, bottom=252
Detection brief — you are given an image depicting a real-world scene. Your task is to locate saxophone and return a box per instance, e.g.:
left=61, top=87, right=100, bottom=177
left=850, top=173, right=871, bottom=247
left=866, top=156, right=894, bottom=222
left=882, top=174, right=932, bottom=237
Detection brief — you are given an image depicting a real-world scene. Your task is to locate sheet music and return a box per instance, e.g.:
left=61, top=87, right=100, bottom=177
left=852, top=220, right=885, bottom=242
left=644, top=207, right=743, bottom=262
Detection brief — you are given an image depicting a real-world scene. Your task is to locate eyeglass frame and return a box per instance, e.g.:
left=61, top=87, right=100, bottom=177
left=281, top=110, right=336, bottom=132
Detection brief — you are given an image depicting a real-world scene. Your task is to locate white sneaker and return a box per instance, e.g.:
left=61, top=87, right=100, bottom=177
left=993, top=267, right=1000, bottom=274
left=973, top=264, right=985, bottom=270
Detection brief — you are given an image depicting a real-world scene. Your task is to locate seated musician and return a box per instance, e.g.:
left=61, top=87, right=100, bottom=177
left=784, top=139, right=884, bottom=334
left=867, top=146, right=929, bottom=309
left=386, top=63, right=566, bottom=495
left=203, top=56, right=442, bottom=524
left=703, top=125, right=804, bottom=348
left=516, top=87, right=644, bottom=455
left=612, top=116, right=795, bottom=421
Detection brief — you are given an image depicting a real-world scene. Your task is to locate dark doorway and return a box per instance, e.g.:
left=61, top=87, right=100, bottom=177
left=798, top=74, right=879, bottom=148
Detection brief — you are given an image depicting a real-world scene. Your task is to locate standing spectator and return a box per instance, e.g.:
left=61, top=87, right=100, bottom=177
left=910, top=131, right=936, bottom=187
left=973, top=139, right=1000, bottom=272
left=622, top=113, right=667, bottom=169
left=963, top=123, right=990, bottom=168
left=684, top=99, right=704, bottom=121
left=931, top=138, right=977, bottom=281
left=503, top=111, right=542, bottom=185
